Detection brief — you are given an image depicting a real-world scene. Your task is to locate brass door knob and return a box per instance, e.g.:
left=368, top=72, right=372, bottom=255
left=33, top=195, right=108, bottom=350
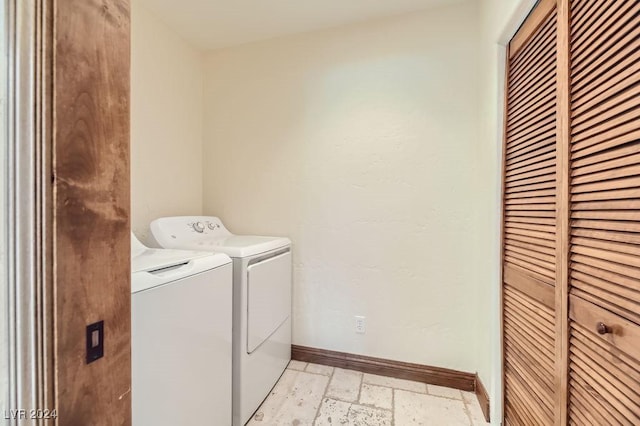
left=596, top=322, right=611, bottom=335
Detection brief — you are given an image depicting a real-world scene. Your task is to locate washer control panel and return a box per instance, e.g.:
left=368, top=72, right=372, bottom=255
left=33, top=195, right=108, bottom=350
left=151, top=216, right=232, bottom=248
left=187, top=219, right=223, bottom=234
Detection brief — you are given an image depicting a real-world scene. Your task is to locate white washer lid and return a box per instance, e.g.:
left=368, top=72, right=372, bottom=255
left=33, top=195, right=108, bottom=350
left=188, top=235, right=291, bottom=258
left=131, top=233, right=231, bottom=293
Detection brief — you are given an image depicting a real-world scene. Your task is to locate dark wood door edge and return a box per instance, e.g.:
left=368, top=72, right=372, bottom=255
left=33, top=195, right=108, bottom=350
left=291, top=345, right=476, bottom=392
left=475, top=373, right=491, bottom=422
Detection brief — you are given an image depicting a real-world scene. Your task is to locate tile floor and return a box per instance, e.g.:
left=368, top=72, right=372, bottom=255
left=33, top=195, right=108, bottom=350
left=248, top=360, right=489, bottom=426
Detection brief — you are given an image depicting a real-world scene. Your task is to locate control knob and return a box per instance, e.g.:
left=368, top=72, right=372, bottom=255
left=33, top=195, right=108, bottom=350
left=192, top=222, right=205, bottom=233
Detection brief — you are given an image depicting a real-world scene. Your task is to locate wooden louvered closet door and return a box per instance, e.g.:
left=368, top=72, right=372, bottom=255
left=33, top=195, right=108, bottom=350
left=567, top=0, right=640, bottom=424
left=502, top=0, right=640, bottom=424
left=502, top=0, right=559, bottom=424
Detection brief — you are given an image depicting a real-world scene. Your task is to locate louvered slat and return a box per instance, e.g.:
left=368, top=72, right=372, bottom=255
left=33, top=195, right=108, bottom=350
left=569, top=0, right=640, bottom=327
left=503, top=11, right=557, bottom=270
left=569, top=322, right=640, bottom=426
left=503, top=282, right=556, bottom=424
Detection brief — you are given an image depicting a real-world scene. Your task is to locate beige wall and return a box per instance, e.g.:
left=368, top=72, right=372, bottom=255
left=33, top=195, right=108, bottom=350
left=203, top=2, right=482, bottom=373
left=131, top=2, right=204, bottom=244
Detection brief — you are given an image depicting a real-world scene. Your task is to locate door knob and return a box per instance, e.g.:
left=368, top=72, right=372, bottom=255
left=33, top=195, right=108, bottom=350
left=596, top=322, right=611, bottom=335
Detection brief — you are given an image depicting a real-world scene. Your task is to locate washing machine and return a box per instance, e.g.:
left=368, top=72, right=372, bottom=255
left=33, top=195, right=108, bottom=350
left=150, top=217, right=292, bottom=426
left=131, top=233, right=233, bottom=426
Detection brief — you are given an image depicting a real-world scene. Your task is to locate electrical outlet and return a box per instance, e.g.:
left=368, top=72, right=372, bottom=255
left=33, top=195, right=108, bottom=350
left=355, top=316, right=366, bottom=334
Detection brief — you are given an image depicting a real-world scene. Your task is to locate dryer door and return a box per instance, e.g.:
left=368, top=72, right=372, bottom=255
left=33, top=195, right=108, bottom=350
left=246, top=251, right=291, bottom=353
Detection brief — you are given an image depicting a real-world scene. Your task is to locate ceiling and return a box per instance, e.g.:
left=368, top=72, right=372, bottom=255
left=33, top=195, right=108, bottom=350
left=138, top=0, right=463, bottom=50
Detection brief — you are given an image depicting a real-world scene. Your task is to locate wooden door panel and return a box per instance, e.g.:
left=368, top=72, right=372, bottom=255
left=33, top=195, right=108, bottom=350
left=502, top=1, right=558, bottom=424
left=504, top=0, right=640, bottom=424
left=53, top=0, right=131, bottom=423
left=569, top=320, right=640, bottom=425
left=567, top=0, right=640, bottom=424
left=568, top=0, right=640, bottom=325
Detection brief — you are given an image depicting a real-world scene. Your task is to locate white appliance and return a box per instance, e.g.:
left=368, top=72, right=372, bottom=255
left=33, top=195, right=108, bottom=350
left=131, top=233, right=233, bottom=426
left=150, top=217, right=292, bottom=426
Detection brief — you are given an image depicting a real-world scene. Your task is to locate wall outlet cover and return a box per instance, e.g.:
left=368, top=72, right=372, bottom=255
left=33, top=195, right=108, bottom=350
left=355, top=316, right=366, bottom=334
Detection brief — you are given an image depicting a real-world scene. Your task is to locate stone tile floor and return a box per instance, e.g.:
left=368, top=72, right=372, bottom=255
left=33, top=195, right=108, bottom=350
left=248, top=360, right=489, bottom=425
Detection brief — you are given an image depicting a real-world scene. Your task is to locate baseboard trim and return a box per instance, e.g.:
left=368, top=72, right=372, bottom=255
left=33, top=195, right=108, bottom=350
left=291, top=345, right=475, bottom=392
left=292, top=345, right=491, bottom=422
left=475, top=373, right=490, bottom=422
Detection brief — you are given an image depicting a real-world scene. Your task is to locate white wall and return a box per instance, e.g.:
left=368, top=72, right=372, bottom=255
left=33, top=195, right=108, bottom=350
left=203, top=2, right=482, bottom=373
left=131, top=2, right=205, bottom=244
left=475, top=0, right=536, bottom=422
